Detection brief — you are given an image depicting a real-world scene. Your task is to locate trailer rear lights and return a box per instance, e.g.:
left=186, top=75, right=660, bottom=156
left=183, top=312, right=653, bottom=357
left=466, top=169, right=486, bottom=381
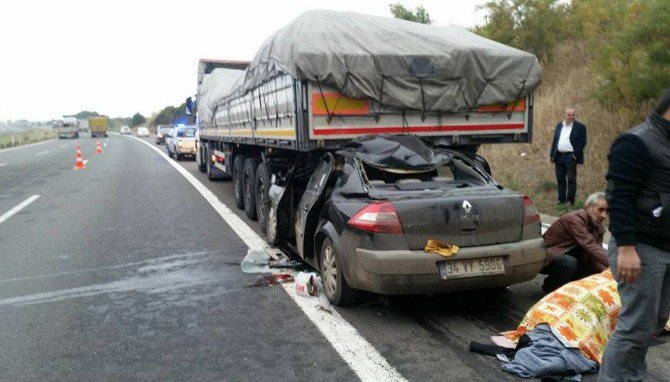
left=211, top=154, right=216, bottom=162
left=348, top=201, right=403, bottom=234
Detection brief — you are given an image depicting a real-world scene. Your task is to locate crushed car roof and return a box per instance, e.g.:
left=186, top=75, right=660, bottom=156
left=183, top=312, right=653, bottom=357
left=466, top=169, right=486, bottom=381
left=339, top=135, right=453, bottom=171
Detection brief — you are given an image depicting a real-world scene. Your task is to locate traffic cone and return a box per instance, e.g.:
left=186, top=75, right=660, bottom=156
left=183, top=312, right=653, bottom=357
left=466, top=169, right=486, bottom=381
left=74, top=145, right=86, bottom=170
left=95, top=140, right=102, bottom=154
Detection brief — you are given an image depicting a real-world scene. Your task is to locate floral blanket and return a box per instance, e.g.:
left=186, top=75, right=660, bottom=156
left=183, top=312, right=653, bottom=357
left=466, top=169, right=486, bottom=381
left=503, top=269, right=670, bottom=364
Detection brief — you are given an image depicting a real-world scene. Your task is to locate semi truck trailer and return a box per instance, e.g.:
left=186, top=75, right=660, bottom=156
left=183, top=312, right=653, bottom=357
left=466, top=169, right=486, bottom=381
left=195, top=10, right=544, bottom=305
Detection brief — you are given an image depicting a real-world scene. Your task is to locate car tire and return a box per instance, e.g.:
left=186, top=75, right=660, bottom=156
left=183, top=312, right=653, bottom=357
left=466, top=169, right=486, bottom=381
left=255, top=162, right=271, bottom=234
left=320, top=236, right=360, bottom=306
left=167, top=146, right=174, bottom=158
left=175, top=152, right=181, bottom=161
left=197, top=143, right=207, bottom=173
left=243, top=157, right=259, bottom=220
left=232, top=155, right=247, bottom=209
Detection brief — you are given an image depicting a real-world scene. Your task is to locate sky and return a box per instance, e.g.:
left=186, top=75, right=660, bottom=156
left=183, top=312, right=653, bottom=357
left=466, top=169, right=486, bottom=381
left=0, top=0, right=488, bottom=122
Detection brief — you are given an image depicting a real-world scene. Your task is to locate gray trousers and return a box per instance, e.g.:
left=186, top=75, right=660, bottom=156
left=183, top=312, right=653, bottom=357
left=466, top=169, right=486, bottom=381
left=598, top=238, right=670, bottom=382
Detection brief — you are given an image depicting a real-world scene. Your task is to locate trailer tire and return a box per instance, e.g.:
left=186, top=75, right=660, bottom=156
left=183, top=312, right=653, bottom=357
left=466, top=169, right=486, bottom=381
left=232, top=155, right=247, bottom=209
left=243, top=158, right=259, bottom=220
left=197, top=143, right=207, bottom=172
left=255, top=162, right=271, bottom=234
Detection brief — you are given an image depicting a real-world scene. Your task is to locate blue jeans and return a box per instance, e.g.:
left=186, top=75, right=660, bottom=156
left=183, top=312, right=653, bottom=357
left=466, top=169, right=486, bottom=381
left=598, top=238, right=670, bottom=381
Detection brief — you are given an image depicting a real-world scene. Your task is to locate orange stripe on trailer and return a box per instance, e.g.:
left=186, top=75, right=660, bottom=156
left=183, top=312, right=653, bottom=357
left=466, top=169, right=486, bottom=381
left=477, top=98, right=526, bottom=113
left=312, top=123, right=525, bottom=136
left=313, top=93, right=369, bottom=116
left=255, top=129, right=296, bottom=137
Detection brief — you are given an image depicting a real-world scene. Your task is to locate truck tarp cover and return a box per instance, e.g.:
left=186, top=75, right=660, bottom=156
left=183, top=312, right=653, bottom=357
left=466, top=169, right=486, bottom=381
left=341, top=135, right=452, bottom=171
left=244, top=10, right=542, bottom=112
left=199, top=68, right=245, bottom=124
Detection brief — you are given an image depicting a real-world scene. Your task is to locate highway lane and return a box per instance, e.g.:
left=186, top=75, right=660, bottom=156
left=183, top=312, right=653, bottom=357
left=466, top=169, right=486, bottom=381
left=2, top=135, right=668, bottom=381
left=154, top=138, right=670, bottom=382
left=0, top=135, right=357, bottom=381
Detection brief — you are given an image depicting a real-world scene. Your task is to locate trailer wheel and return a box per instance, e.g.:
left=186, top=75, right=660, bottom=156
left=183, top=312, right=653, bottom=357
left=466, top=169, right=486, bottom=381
left=196, top=143, right=207, bottom=172
left=232, top=155, right=247, bottom=209
left=255, top=162, right=271, bottom=234
left=243, top=158, right=259, bottom=220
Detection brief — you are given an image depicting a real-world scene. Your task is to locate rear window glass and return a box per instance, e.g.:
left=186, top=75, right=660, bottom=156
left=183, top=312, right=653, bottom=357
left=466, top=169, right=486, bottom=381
left=177, top=129, right=196, bottom=138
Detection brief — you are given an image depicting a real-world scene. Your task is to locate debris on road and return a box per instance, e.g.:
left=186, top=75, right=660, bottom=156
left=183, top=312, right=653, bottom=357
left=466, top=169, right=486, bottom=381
left=295, top=271, right=332, bottom=312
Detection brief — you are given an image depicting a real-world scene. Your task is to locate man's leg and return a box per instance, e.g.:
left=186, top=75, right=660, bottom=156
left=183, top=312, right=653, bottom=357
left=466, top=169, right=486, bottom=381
left=555, top=155, right=567, bottom=204
left=566, top=155, right=577, bottom=205
left=599, top=241, right=669, bottom=382
left=540, top=254, right=578, bottom=293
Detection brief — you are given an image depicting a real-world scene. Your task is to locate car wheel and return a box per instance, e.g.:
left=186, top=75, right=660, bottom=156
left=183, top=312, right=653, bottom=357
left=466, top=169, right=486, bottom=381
left=167, top=146, right=173, bottom=158
left=175, top=152, right=181, bottom=161
left=320, top=237, right=360, bottom=306
left=255, top=162, right=271, bottom=234
left=232, top=155, right=247, bottom=209
left=243, top=158, right=258, bottom=220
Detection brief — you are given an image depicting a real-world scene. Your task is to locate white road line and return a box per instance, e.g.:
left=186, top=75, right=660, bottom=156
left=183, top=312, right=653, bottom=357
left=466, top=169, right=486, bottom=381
left=83, top=159, right=88, bottom=165
left=0, top=163, right=6, bottom=168
left=0, top=195, right=40, bottom=225
left=35, top=150, right=49, bottom=156
left=59, top=144, right=67, bottom=149
left=131, top=136, right=406, bottom=382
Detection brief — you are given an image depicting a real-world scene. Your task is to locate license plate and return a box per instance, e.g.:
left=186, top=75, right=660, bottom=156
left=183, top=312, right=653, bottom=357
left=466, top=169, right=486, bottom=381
left=438, top=257, right=505, bottom=280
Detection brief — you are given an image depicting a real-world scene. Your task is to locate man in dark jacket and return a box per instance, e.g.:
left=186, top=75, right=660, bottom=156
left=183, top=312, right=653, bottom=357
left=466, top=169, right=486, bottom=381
left=540, top=192, right=609, bottom=293
left=598, top=90, right=670, bottom=382
left=549, top=108, right=587, bottom=205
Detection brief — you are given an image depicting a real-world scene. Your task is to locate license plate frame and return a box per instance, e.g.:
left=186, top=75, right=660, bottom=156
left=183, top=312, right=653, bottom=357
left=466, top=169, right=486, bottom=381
left=438, top=257, right=506, bottom=280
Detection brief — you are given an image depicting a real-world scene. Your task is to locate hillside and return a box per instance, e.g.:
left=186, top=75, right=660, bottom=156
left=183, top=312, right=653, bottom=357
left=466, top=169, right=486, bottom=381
left=480, top=42, right=650, bottom=216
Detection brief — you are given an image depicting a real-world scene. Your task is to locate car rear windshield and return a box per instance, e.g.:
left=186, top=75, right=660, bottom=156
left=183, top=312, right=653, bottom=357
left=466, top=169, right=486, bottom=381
left=159, top=127, right=172, bottom=134
left=361, top=156, right=490, bottom=190
left=177, top=129, right=196, bottom=138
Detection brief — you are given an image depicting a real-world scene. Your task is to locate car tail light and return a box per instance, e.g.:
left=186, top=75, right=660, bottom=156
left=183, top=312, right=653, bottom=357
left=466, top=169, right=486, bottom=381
left=348, top=201, right=403, bottom=234
left=522, top=195, right=540, bottom=225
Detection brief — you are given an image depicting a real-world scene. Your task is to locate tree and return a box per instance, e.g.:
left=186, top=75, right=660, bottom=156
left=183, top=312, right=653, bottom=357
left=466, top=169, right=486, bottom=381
left=131, top=113, right=146, bottom=127
left=474, top=0, right=569, bottom=63
left=389, top=3, right=432, bottom=24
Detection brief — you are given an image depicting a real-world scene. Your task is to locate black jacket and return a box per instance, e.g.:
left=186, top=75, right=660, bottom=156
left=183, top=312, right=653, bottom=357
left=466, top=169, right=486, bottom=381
left=606, top=112, right=670, bottom=250
left=549, top=121, right=587, bottom=164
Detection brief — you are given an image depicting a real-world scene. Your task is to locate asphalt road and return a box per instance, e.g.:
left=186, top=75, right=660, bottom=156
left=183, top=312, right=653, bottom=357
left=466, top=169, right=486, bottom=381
left=0, top=133, right=668, bottom=381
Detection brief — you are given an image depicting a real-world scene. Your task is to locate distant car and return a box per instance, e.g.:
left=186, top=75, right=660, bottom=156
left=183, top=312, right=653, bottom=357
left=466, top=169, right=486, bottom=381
left=119, top=126, right=132, bottom=135
left=166, top=126, right=197, bottom=161
left=155, top=125, right=173, bottom=145
left=136, top=127, right=150, bottom=137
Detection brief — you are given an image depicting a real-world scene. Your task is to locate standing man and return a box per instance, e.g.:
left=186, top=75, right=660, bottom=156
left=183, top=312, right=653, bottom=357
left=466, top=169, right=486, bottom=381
left=540, top=192, right=609, bottom=293
left=598, top=90, right=670, bottom=382
left=549, top=108, right=587, bottom=205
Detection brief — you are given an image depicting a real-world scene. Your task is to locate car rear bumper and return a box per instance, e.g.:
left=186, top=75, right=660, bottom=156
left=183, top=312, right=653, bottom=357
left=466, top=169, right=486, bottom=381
left=176, top=146, right=196, bottom=155
left=350, top=238, right=545, bottom=295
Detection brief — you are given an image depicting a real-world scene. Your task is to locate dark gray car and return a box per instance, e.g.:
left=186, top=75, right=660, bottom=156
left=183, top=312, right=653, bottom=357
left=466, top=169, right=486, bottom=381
left=287, top=135, right=545, bottom=305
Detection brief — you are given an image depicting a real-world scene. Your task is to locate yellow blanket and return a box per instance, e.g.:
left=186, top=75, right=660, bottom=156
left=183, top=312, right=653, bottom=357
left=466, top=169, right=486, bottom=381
left=503, top=269, right=670, bottom=364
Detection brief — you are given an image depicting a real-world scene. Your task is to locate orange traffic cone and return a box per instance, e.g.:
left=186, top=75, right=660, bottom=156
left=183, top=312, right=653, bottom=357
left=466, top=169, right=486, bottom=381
left=95, top=140, right=102, bottom=154
left=74, top=145, right=86, bottom=170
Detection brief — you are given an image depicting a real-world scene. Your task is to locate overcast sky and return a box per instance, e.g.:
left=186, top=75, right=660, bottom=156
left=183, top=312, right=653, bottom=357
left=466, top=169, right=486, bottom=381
left=0, top=0, right=488, bottom=122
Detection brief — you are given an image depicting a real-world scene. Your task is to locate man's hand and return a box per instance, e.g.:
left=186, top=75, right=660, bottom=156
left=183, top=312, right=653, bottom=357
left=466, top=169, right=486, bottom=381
left=617, top=245, right=641, bottom=283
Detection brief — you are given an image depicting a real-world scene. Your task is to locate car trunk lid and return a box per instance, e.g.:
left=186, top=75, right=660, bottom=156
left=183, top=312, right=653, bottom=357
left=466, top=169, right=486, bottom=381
left=382, top=188, right=524, bottom=249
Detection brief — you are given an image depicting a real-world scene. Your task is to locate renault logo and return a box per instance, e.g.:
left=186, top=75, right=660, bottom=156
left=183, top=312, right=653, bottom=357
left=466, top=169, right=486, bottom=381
left=462, top=200, right=472, bottom=213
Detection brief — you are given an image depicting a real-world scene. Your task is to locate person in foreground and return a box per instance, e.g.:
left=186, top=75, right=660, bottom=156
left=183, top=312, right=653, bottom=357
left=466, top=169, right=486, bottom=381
left=598, top=89, right=670, bottom=382
left=540, top=192, right=609, bottom=293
